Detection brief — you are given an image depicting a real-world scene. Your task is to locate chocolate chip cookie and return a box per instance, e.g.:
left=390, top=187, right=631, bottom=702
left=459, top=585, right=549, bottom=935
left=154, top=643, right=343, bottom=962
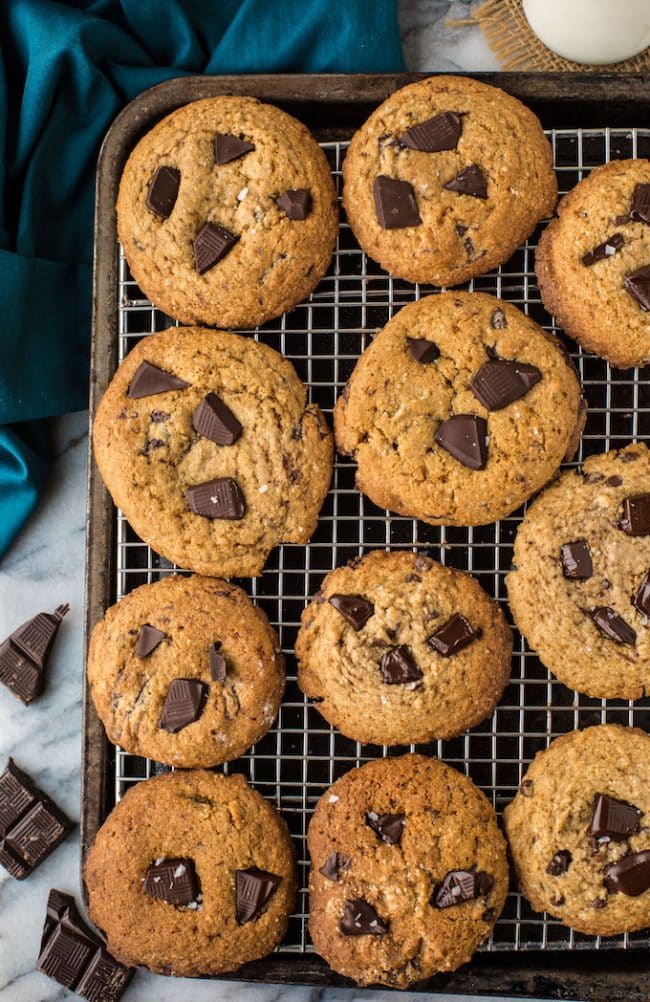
left=117, top=96, right=338, bottom=328
left=308, top=753, right=508, bottom=988
left=87, top=575, right=284, bottom=768
left=504, top=724, right=650, bottom=936
left=93, top=326, right=333, bottom=577
left=85, top=770, right=297, bottom=976
left=296, top=550, right=512, bottom=745
left=334, top=292, right=585, bottom=526
left=507, top=443, right=650, bottom=700
left=536, top=159, right=650, bottom=369
left=343, top=75, right=556, bottom=287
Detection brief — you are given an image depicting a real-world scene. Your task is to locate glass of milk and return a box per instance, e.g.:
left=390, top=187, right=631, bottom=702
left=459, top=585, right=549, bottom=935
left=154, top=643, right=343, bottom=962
left=523, top=0, right=650, bottom=64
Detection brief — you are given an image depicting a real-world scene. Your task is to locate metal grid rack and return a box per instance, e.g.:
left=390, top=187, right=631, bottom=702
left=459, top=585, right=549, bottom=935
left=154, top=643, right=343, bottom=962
left=111, top=127, right=650, bottom=955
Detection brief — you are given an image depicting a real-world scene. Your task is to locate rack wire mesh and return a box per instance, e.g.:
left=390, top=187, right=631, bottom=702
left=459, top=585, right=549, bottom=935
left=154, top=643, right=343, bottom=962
left=111, top=127, right=650, bottom=955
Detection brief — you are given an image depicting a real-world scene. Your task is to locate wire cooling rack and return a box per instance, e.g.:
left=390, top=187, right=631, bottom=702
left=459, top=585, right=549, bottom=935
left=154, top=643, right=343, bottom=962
left=112, top=128, right=650, bottom=955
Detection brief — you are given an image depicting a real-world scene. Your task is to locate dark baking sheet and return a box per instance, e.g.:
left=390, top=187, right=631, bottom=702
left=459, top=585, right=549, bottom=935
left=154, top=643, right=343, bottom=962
left=84, top=73, right=650, bottom=1001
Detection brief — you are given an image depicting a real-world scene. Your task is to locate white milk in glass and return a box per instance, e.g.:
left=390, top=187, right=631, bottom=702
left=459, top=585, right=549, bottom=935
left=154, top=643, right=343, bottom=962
left=523, top=0, right=650, bottom=64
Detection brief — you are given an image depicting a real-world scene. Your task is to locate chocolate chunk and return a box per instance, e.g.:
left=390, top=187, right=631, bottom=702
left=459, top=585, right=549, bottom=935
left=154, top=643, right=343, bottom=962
left=471, top=359, right=542, bottom=411
left=633, top=570, right=650, bottom=617
left=590, top=793, right=642, bottom=843
left=329, top=594, right=374, bottom=630
left=135, top=624, right=166, bottom=658
left=607, top=475, right=623, bottom=487
left=399, top=111, right=461, bottom=153
left=366, top=812, right=405, bottom=845
left=146, top=166, right=180, bottom=218
left=276, top=189, right=311, bottom=220
left=143, top=857, right=200, bottom=906
left=373, top=175, right=421, bottom=229
left=519, top=779, right=533, bottom=797
left=432, top=870, right=493, bottom=909
left=592, top=897, right=607, bottom=909
left=159, top=679, right=208, bottom=733
left=630, top=183, right=650, bottom=225
left=482, top=907, right=496, bottom=922
left=208, top=643, right=227, bottom=681
left=590, top=607, right=636, bottom=645
left=614, top=213, right=631, bottom=226
left=621, top=451, right=640, bottom=462
left=604, top=850, right=650, bottom=896
left=455, top=223, right=468, bottom=236
left=194, top=222, right=239, bottom=274
left=427, top=613, right=478, bottom=657
left=319, top=852, right=351, bottom=882
left=491, top=307, right=508, bottom=330
left=546, top=850, right=572, bottom=876
left=624, top=264, right=650, bottom=310
left=444, top=164, right=488, bottom=199
left=127, top=360, right=189, bottom=399
left=0, top=604, right=68, bottom=705
left=407, top=337, right=440, bottom=363
left=434, top=414, right=488, bottom=471
left=214, top=133, right=255, bottom=165
left=550, top=893, right=565, bottom=907
left=619, top=493, right=650, bottom=535
left=560, top=540, right=593, bottom=580
left=581, top=232, right=624, bottom=266
left=186, top=477, right=246, bottom=520
left=236, top=867, right=282, bottom=923
left=37, top=889, right=133, bottom=1001
left=380, top=644, right=423, bottom=685
left=150, top=410, right=170, bottom=423
left=0, top=759, right=72, bottom=879
left=192, top=393, right=242, bottom=446
left=340, top=898, right=389, bottom=936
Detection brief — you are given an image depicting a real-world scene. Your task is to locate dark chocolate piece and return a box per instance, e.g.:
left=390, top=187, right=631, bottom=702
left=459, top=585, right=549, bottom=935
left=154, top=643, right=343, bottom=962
left=186, top=477, right=246, bottom=520
left=590, top=607, right=636, bottom=645
left=604, top=850, right=650, bottom=896
left=490, top=307, right=508, bottom=330
left=146, top=166, right=180, bottom=218
left=624, top=264, right=650, bottom=311
left=135, top=624, right=166, bottom=658
left=340, top=898, right=389, bottom=936
left=143, top=857, right=200, bottom=906
left=399, top=111, right=461, bottom=153
left=236, top=867, right=282, bottom=923
left=194, top=222, right=239, bottom=274
left=37, top=889, right=133, bottom=1001
left=0, top=759, right=72, bottom=879
left=208, top=643, right=227, bottom=681
left=581, top=232, right=624, bottom=266
left=373, top=175, right=421, bottom=229
left=380, top=644, right=423, bottom=685
left=366, top=811, right=405, bottom=845
left=607, top=475, right=623, bottom=487
left=407, top=337, right=440, bottom=363
left=427, top=613, right=478, bottom=657
left=444, top=164, right=488, bottom=199
left=470, top=359, right=542, bottom=411
left=214, top=133, right=255, bottom=165
left=519, top=779, right=533, bottom=797
left=192, top=392, right=242, bottom=446
left=434, top=414, right=488, bottom=471
left=560, top=540, right=593, bottom=580
left=618, top=493, right=650, bottom=535
left=633, top=570, right=650, bottom=617
left=432, top=869, right=493, bottom=908
left=276, top=189, right=311, bottom=220
left=546, top=850, right=572, bottom=876
left=0, top=604, right=69, bottom=705
left=590, top=793, right=642, bottom=843
left=329, top=594, right=374, bottom=631
left=319, top=852, right=351, bottom=882
left=159, top=679, right=208, bottom=733
left=630, top=183, right=650, bottom=225
left=127, top=360, right=189, bottom=399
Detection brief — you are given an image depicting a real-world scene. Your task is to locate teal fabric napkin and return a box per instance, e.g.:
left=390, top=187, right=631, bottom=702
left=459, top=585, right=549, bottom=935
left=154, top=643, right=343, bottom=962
left=0, top=0, right=404, bottom=558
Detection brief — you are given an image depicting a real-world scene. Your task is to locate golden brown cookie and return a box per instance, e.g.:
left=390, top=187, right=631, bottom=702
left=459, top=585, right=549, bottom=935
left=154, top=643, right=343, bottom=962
left=87, top=575, right=284, bottom=768
left=343, top=75, right=556, bottom=286
left=507, top=443, right=650, bottom=701
left=296, top=550, right=512, bottom=745
left=334, top=292, right=585, bottom=526
left=85, top=770, right=297, bottom=976
left=536, top=159, right=650, bottom=369
left=117, top=96, right=338, bottom=328
left=504, top=724, right=650, bottom=936
left=92, top=326, right=333, bottom=577
left=308, top=754, right=509, bottom=988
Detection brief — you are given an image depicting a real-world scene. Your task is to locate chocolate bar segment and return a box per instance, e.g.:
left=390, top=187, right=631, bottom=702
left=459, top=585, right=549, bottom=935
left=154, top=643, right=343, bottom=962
left=0, top=758, right=72, bottom=879
left=0, top=604, right=69, bottom=704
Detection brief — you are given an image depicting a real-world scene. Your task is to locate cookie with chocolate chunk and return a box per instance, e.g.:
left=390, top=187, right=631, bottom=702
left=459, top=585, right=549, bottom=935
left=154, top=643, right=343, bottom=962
left=343, top=75, right=556, bottom=286
left=296, top=549, right=512, bottom=745
left=93, top=326, right=333, bottom=577
left=504, top=724, right=650, bottom=936
left=85, top=770, right=297, bottom=976
left=334, top=292, right=584, bottom=526
left=308, top=753, right=508, bottom=988
left=507, top=443, right=650, bottom=700
left=536, top=159, right=650, bottom=369
left=117, top=96, right=338, bottom=328
left=87, top=575, right=284, bottom=768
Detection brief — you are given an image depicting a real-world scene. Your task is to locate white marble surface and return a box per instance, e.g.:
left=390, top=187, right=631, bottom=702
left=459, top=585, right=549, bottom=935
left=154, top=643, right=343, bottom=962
left=0, top=4, right=557, bottom=1001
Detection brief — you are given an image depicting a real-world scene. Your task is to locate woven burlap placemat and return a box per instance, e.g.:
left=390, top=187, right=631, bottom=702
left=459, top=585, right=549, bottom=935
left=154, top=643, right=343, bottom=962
left=451, top=0, right=649, bottom=71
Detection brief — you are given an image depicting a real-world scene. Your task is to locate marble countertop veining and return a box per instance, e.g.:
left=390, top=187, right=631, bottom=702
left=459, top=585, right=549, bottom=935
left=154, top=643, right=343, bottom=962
left=0, top=3, right=558, bottom=1001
